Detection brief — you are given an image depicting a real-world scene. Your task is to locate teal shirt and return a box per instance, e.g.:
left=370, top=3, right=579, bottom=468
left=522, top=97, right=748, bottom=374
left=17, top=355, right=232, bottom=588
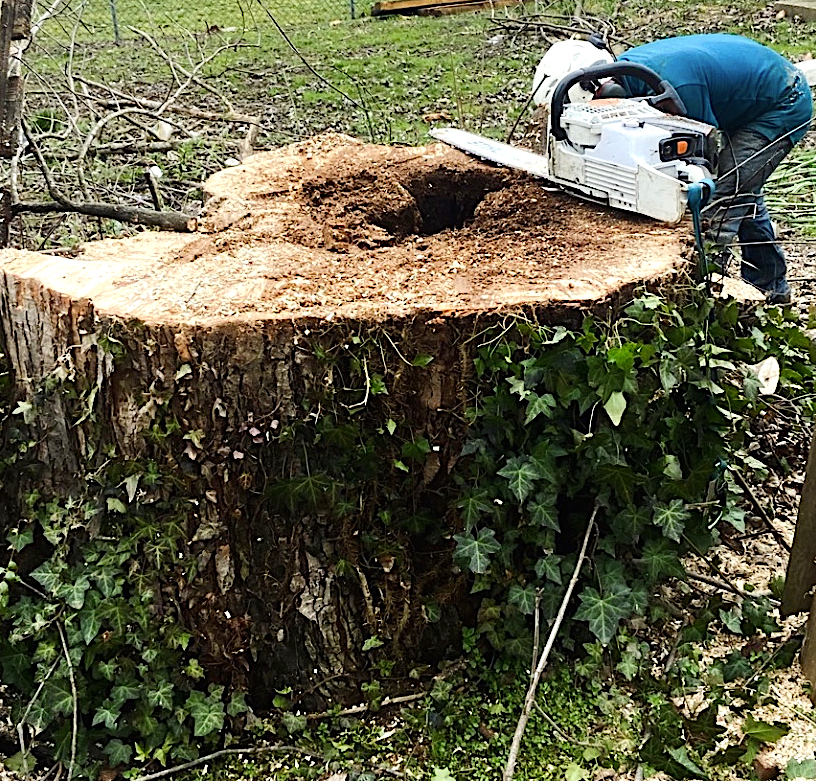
left=619, top=34, right=812, bottom=144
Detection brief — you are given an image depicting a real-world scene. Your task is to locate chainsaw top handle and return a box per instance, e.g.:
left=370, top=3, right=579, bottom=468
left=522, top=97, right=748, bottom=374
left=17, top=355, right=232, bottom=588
left=550, top=61, right=687, bottom=141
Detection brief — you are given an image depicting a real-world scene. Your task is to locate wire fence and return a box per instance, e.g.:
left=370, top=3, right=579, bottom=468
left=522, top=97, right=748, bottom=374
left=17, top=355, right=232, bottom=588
left=38, top=0, right=369, bottom=46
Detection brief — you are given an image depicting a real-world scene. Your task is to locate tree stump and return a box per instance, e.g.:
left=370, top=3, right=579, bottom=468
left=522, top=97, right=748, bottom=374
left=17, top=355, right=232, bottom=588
left=782, top=427, right=816, bottom=697
left=0, top=133, right=694, bottom=704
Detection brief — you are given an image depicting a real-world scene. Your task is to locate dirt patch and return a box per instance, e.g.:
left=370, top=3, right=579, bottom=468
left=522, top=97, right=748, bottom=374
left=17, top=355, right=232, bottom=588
left=0, top=133, right=690, bottom=324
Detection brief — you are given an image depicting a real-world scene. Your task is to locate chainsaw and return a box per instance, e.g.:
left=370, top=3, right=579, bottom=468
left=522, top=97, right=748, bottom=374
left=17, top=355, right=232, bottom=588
left=431, top=59, right=718, bottom=224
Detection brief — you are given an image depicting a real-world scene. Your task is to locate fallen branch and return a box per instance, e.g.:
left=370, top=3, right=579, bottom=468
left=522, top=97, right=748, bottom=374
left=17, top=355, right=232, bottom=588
left=13, top=199, right=196, bottom=231
left=19, top=120, right=196, bottom=232
left=130, top=745, right=330, bottom=781
left=730, top=467, right=792, bottom=553
left=686, top=569, right=780, bottom=606
left=503, top=503, right=597, bottom=781
left=56, top=621, right=77, bottom=781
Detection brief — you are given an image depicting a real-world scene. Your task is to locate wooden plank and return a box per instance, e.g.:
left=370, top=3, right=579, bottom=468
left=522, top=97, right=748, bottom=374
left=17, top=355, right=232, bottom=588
left=421, top=0, right=522, bottom=14
left=372, top=0, right=509, bottom=16
left=775, top=0, right=816, bottom=21
left=782, top=427, right=816, bottom=616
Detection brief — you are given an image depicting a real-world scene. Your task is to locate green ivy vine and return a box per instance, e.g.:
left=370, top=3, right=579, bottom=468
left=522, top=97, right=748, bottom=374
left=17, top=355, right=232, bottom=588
left=0, top=286, right=812, bottom=778
left=451, top=291, right=815, bottom=653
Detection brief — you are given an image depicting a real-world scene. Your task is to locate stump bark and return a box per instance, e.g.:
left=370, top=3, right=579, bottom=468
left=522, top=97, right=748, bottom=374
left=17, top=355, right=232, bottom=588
left=0, top=133, right=696, bottom=703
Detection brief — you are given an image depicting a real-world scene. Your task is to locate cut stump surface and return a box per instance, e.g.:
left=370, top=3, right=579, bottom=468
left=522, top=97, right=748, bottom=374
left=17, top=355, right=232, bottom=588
left=0, top=133, right=689, bottom=325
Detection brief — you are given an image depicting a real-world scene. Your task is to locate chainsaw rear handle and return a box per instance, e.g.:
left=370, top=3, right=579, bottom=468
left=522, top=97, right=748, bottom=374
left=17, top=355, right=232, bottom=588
left=550, top=62, right=688, bottom=141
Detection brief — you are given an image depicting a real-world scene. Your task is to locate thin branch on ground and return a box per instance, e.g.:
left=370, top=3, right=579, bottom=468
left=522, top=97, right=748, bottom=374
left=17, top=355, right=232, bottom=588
left=130, top=745, right=332, bottom=781
left=686, top=569, right=780, bottom=605
left=21, top=120, right=196, bottom=231
left=730, top=467, right=792, bottom=553
left=130, top=742, right=406, bottom=781
left=56, top=621, right=77, bottom=780
left=503, top=503, right=598, bottom=781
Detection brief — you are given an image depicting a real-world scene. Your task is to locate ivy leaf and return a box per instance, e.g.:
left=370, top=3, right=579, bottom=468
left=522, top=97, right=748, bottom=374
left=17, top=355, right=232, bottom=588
left=106, top=497, right=127, bottom=514
left=43, top=679, right=73, bottom=716
left=456, top=491, right=493, bottom=533
left=611, top=506, right=649, bottom=544
left=281, top=711, right=307, bottom=735
left=719, top=606, right=743, bottom=635
left=616, top=654, right=639, bottom=681
left=661, top=454, right=683, bottom=481
left=431, top=768, right=456, bottom=781
left=506, top=375, right=530, bottom=399
left=60, top=576, right=90, bottom=610
left=564, top=762, right=589, bottom=781
left=535, top=554, right=562, bottom=585
left=659, top=357, right=680, bottom=390
left=104, top=739, right=133, bottom=767
left=80, top=605, right=103, bottom=645
left=7, top=526, right=34, bottom=552
left=147, top=681, right=174, bottom=710
left=227, top=690, right=249, bottom=717
left=97, top=659, right=118, bottom=681
left=403, top=437, right=431, bottom=463
left=186, top=691, right=226, bottom=737
left=652, top=499, right=689, bottom=542
left=111, top=681, right=140, bottom=707
left=508, top=584, right=537, bottom=615
left=94, top=568, right=120, bottom=598
left=667, top=746, right=707, bottom=777
left=524, top=392, right=556, bottom=424
left=497, top=457, right=540, bottom=503
left=453, top=528, right=501, bottom=575
left=528, top=494, right=560, bottom=531
left=639, top=538, right=686, bottom=583
left=102, top=602, right=129, bottom=637
left=742, top=715, right=789, bottom=743
left=786, top=758, right=816, bottom=780
left=603, top=391, right=627, bottom=427
left=607, top=343, right=638, bottom=372
left=31, top=560, right=67, bottom=594
left=574, top=587, right=630, bottom=645
left=92, top=702, right=120, bottom=730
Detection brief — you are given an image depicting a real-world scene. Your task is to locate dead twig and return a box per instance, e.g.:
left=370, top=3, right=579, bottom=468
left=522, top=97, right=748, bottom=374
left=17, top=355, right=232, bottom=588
left=56, top=621, right=77, bottom=780
left=503, top=503, right=597, bottom=781
left=21, top=120, right=196, bottom=231
left=730, top=467, right=792, bottom=553
left=686, top=569, right=779, bottom=605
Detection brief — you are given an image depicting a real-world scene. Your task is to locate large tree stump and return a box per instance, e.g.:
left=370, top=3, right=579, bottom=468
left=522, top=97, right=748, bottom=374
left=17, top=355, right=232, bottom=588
left=0, top=133, right=694, bottom=704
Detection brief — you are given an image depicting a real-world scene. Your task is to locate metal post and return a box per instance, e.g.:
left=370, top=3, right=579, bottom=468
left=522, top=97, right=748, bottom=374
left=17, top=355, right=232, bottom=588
left=108, top=0, right=120, bottom=45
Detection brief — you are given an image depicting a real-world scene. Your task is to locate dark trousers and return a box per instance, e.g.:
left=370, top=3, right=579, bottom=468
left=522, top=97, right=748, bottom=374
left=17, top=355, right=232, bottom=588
left=703, top=128, right=793, bottom=296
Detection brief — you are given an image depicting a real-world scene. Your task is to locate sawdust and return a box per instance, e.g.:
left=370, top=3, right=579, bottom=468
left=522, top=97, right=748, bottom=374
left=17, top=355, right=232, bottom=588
left=0, top=133, right=691, bottom=325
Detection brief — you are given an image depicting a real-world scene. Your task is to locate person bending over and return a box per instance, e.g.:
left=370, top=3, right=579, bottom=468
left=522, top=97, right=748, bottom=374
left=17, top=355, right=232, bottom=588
left=601, top=34, right=812, bottom=304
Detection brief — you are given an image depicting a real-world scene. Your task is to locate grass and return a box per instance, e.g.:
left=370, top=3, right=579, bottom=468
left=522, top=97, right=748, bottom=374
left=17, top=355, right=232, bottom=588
left=176, top=661, right=639, bottom=780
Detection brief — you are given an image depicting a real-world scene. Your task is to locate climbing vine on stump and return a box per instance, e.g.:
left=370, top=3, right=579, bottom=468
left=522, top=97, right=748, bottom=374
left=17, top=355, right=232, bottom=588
left=0, top=286, right=812, bottom=777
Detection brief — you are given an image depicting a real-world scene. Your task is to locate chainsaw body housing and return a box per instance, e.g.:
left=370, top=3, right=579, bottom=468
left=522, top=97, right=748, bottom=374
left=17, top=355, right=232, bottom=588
left=548, top=98, right=717, bottom=222
left=430, top=57, right=718, bottom=223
